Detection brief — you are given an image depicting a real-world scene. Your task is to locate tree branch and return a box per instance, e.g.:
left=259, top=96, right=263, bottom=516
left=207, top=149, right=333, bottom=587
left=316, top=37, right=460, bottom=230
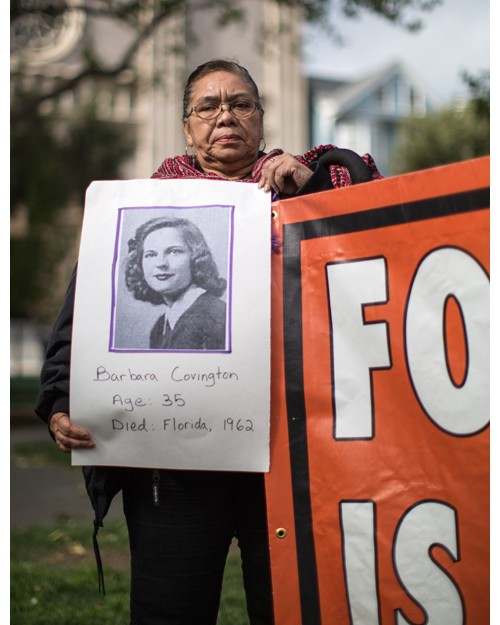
left=11, top=0, right=250, bottom=121
left=11, top=0, right=442, bottom=121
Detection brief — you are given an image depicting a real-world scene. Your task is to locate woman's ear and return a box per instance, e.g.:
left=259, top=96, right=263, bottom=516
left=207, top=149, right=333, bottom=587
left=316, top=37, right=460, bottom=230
left=183, top=120, right=193, bottom=149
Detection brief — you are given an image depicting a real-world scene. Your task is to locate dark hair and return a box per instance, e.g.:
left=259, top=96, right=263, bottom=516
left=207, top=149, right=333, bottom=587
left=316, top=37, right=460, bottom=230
left=182, top=59, right=263, bottom=120
left=125, top=216, right=227, bottom=305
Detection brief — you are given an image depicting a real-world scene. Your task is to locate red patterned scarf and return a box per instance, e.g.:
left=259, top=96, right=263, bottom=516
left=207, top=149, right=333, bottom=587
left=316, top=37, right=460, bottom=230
left=152, top=144, right=382, bottom=188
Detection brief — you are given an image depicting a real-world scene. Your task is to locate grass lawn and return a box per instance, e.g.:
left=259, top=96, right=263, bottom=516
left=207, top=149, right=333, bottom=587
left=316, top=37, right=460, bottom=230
left=11, top=521, right=249, bottom=625
left=11, top=440, right=250, bottom=624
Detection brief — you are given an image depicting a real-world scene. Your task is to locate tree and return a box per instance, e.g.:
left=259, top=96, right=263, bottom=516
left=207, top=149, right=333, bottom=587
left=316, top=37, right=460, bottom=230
left=10, top=0, right=442, bottom=323
left=11, top=100, right=136, bottom=321
left=389, top=70, right=490, bottom=174
left=11, top=0, right=441, bottom=121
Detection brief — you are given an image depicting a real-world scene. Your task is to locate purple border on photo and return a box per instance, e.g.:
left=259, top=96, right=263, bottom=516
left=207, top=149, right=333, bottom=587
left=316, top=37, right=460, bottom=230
left=109, top=204, right=235, bottom=354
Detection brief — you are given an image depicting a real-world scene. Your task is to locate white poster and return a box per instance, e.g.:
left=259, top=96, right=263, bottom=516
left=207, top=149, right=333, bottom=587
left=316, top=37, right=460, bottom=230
left=70, top=179, right=271, bottom=472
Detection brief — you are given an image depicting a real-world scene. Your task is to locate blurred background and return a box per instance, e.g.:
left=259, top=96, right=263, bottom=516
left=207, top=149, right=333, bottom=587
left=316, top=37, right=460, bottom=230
left=8, top=3, right=491, bottom=622
left=10, top=0, right=489, bottom=421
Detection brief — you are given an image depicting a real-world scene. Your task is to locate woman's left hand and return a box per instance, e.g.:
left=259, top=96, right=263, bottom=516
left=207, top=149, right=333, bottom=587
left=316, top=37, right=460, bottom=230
left=49, top=412, right=95, bottom=453
left=258, top=153, right=313, bottom=196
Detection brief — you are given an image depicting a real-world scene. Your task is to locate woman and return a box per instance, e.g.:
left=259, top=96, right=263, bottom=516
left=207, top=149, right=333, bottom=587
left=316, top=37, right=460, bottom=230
left=35, top=59, right=382, bottom=625
left=125, top=216, right=227, bottom=350
left=152, top=60, right=381, bottom=193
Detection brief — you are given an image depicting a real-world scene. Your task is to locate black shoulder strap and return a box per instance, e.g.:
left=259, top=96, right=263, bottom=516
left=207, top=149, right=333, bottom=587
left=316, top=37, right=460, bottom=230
left=316, top=148, right=373, bottom=184
left=295, top=147, right=373, bottom=197
left=82, top=466, right=125, bottom=595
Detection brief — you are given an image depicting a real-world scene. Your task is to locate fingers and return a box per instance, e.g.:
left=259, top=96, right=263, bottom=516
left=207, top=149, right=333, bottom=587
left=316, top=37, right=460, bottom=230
left=258, top=156, right=286, bottom=193
left=50, top=412, right=95, bottom=453
left=258, top=153, right=313, bottom=196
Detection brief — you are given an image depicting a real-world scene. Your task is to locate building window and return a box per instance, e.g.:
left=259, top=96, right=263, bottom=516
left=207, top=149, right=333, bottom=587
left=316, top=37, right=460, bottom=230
left=376, top=84, right=393, bottom=113
left=11, top=0, right=86, bottom=65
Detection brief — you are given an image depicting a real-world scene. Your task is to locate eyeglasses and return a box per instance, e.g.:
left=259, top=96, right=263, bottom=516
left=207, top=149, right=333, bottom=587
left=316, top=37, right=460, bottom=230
left=187, top=99, right=261, bottom=120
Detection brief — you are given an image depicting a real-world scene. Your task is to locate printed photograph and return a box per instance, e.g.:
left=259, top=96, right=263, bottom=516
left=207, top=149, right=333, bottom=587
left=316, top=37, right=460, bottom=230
left=110, top=205, right=233, bottom=352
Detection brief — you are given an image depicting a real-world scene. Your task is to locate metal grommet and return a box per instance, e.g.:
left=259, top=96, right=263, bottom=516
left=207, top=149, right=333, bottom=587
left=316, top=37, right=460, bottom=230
left=275, top=527, right=287, bottom=539
left=271, top=209, right=278, bottom=220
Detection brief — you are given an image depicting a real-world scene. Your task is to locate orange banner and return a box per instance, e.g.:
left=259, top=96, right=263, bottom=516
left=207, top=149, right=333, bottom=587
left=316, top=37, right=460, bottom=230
left=267, top=157, right=489, bottom=625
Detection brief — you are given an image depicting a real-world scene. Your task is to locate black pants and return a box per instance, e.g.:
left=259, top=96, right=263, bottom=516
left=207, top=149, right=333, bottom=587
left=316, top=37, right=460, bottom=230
left=123, top=469, right=274, bottom=625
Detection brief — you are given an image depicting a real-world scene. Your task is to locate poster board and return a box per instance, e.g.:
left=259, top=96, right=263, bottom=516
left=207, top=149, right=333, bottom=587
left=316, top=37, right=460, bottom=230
left=266, top=157, right=490, bottom=624
left=70, top=179, right=271, bottom=472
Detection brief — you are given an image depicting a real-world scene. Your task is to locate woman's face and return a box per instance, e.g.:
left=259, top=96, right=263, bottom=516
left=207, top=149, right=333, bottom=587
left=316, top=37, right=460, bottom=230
left=142, top=227, right=193, bottom=302
left=183, top=71, right=263, bottom=178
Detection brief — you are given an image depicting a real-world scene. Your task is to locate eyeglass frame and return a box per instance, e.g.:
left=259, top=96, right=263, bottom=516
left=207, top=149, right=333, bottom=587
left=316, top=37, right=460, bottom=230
left=185, top=99, right=263, bottom=121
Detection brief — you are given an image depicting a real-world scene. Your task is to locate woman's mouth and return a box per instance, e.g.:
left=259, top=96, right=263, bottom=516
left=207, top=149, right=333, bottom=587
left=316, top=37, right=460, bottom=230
left=154, top=273, right=174, bottom=281
left=216, top=134, right=241, bottom=143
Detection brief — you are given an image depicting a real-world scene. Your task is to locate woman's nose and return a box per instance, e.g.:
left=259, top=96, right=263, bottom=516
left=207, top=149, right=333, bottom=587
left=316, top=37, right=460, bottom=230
left=216, top=104, right=236, bottom=125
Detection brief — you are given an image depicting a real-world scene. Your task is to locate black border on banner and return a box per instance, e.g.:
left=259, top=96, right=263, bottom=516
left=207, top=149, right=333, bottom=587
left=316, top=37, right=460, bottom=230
left=281, top=187, right=490, bottom=625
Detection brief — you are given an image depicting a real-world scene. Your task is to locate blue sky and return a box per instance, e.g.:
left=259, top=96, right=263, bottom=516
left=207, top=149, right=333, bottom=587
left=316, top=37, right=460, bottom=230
left=302, top=0, right=490, bottom=103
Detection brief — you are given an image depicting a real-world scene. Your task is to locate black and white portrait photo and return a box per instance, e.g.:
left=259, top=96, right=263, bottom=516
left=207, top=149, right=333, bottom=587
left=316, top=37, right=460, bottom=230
left=110, top=205, right=233, bottom=352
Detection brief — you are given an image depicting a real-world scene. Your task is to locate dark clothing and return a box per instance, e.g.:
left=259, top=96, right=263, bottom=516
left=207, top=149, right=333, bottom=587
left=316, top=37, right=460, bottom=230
left=35, top=265, right=76, bottom=422
left=150, top=292, right=226, bottom=350
left=124, top=470, right=272, bottom=625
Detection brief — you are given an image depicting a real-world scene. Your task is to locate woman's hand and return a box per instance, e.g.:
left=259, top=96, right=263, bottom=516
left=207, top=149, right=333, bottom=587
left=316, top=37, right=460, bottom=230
left=49, top=412, right=95, bottom=453
left=258, top=153, right=313, bottom=196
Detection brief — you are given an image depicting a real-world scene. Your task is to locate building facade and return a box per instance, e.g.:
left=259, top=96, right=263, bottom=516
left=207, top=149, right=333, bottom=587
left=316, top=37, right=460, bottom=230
left=10, top=0, right=307, bottom=377
left=11, top=0, right=307, bottom=178
left=10, top=2, right=441, bottom=378
left=134, top=0, right=308, bottom=175
left=308, top=62, right=442, bottom=175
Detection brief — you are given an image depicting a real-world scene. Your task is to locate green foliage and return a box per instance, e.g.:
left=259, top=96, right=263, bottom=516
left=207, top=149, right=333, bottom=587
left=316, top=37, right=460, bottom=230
left=12, top=440, right=75, bottom=470
left=10, top=376, right=41, bottom=413
left=218, top=552, right=251, bottom=625
left=390, top=72, right=490, bottom=174
left=11, top=561, right=131, bottom=625
left=11, top=521, right=130, bottom=625
left=10, top=110, right=70, bottom=222
left=11, top=98, right=136, bottom=219
left=10, top=97, right=136, bottom=321
left=10, top=236, right=53, bottom=319
left=338, top=0, right=441, bottom=31
left=64, top=104, right=137, bottom=197
left=460, top=69, right=490, bottom=119
left=11, top=522, right=249, bottom=625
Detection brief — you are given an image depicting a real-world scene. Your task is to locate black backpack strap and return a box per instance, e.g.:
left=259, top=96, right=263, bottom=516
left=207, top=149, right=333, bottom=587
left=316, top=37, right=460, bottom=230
left=317, top=148, right=373, bottom=184
left=82, top=466, right=125, bottom=595
left=92, top=518, right=106, bottom=595
left=296, top=147, right=373, bottom=196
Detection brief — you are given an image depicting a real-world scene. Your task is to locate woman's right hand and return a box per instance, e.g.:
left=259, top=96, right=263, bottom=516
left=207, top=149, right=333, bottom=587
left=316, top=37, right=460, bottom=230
left=49, top=412, right=95, bottom=453
left=258, top=152, right=313, bottom=196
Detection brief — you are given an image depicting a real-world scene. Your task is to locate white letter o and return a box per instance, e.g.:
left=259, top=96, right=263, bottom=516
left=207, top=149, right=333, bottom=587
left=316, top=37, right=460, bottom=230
left=405, top=247, right=489, bottom=435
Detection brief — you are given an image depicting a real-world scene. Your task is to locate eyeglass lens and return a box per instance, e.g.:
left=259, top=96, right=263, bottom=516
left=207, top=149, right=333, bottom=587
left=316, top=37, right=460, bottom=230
left=193, top=100, right=257, bottom=119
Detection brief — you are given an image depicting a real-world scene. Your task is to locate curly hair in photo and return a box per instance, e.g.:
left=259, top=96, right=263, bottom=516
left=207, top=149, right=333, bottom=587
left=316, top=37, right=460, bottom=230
left=125, top=216, right=227, bottom=305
